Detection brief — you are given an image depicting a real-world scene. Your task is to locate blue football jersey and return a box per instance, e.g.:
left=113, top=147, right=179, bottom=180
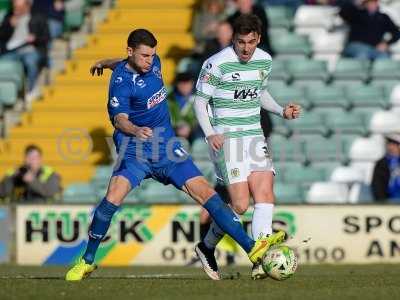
left=107, top=56, right=177, bottom=157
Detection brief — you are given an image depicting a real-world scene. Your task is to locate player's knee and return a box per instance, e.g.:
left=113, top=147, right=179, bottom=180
left=232, top=202, right=249, bottom=215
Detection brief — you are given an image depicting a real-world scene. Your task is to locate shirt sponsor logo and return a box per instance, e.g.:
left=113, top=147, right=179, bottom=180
left=232, top=73, right=240, bottom=81
left=110, top=96, right=120, bottom=108
left=137, top=79, right=146, bottom=88
left=147, top=87, right=167, bottom=109
left=233, top=87, right=259, bottom=100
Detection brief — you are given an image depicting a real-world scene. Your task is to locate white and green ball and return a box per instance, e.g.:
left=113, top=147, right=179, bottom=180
left=262, top=245, right=298, bottom=281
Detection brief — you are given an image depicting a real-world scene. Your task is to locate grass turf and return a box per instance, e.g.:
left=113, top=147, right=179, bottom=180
left=0, top=264, right=399, bottom=300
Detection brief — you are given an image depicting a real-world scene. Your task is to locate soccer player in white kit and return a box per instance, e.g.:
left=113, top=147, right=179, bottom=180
left=193, top=14, right=301, bottom=280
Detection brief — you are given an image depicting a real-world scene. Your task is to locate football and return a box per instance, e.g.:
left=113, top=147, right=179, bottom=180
left=262, top=245, right=298, bottom=281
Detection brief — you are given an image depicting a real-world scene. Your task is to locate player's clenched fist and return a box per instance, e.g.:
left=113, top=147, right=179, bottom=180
left=207, top=134, right=225, bottom=151
left=283, top=103, right=301, bottom=120
left=133, top=126, right=153, bottom=140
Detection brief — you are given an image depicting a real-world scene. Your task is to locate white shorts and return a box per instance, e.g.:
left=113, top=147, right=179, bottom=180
left=209, top=135, right=275, bottom=185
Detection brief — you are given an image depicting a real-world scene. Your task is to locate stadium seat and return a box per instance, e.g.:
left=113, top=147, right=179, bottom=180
left=64, top=3, right=85, bottom=31
left=268, top=83, right=310, bottom=110
left=270, top=114, right=290, bottom=136
left=348, top=182, right=374, bottom=203
left=265, top=6, right=293, bottom=29
left=309, top=32, right=346, bottom=55
left=306, top=182, right=349, bottom=203
left=303, top=135, right=347, bottom=163
left=271, top=135, right=306, bottom=163
left=331, top=59, right=370, bottom=83
left=330, top=166, right=364, bottom=183
left=305, top=84, right=349, bottom=109
left=268, top=59, right=290, bottom=82
left=191, top=138, right=210, bottom=161
left=0, top=59, right=24, bottom=91
left=286, top=59, right=329, bottom=83
left=294, top=5, right=337, bottom=30
left=137, top=182, right=181, bottom=204
left=369, top=111, right=400, bottom=134
left=286, top=113, right=328, bottom=136
left=91, top=165, right=113, bottom=188
left=349, top=162, right=376, bottom=184
left=345, top=84, right=387, bottom=108
left=271, top=33, right=312, bottom=58
left=0, top=81, right=18, bottom=106
left=63, top=182, right=97, bottom=203
left=274, top=182, right=304, bottom=204
left=325, top=111, right=368, bottom=136
left=390, top=84, right=400, bottom=106
left=284, top=164, right=328, bottom=185
left=370, top=59, right=400, bottom=80
left=349, top=136, right=385, bottom=162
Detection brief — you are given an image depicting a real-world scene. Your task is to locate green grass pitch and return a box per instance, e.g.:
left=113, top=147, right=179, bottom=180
left=0, top=264, right=399, bottom=300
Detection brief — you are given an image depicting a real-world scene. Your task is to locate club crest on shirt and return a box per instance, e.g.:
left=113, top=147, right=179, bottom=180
left=259, top=69, right=268, bottom=81
left=110, top=96, right=120, bottom=108
left=137, top=79, right=146, bottom=88
left=115, top=76, right=123, bottom=84
left=153, top=66, right=162, bottom=79
left=199, top=69, right=211, bottom=83
left=147, top=87, right=167, bottom=109
left=230, top=168, right=240, bottom=178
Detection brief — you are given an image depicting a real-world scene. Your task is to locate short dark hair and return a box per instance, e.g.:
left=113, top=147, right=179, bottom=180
left=25, top=144, right=42, bottom=156
left=233, top=14, right=262, bottom=36
left=127, top=29, right=157, bottom=48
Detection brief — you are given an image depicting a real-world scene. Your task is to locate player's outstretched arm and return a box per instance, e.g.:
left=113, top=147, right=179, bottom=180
left=193, top=95, right=224, bottom=151
left=260, top=89, right=301, bottom=120
left=114, top=113, right=153, bottom=140
left=90, top=58, right=123, bottom=76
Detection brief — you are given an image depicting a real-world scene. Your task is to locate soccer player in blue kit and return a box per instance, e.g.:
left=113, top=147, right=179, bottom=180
left=65, top=29, right=285, bottom=281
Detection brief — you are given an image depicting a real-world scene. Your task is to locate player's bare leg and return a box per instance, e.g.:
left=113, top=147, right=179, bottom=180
left=65, top=176, right=131, bottom=281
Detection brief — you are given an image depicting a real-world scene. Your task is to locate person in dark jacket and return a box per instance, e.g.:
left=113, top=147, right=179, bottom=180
left=371, top=134, right=400, bottom=202
left=227, top=0, right=274, bottom=55
left=0, top=0, right=50, bottom=91
left=340, top=0, right=400, bottom=60
left=32, top=0, right=65, bottom=39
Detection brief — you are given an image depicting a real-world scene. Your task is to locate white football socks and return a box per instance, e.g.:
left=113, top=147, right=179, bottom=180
left=252, top=202, right=274, bottom=239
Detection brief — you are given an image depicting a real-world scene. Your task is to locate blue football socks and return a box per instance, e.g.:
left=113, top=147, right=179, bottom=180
left=83, top=198, right=119, bottom=264
left=203, top=193, right=255, bottom=253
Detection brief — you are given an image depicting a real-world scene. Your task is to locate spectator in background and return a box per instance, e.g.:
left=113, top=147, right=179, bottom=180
left=0, top=144, right=61, bottom=202
left=167, top=72, right=202, bottom=143
left=32, top=0, right=64, bottom=40
left=371, top=134, right=400, bottom=202
left=201, top=21, right=233, bottom=61
left=227, top=0, right=274, bottom=55
left=340, top=0, right=400, bottom=60
left=192, top=0, right=226, bottom=53
left=0, top=0, right=50, bottom=93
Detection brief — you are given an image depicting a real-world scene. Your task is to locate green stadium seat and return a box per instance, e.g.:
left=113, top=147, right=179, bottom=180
left=284, top=164, right=328, bottom=184
left=274, top=182, right=304, bottom=204
left=268, top=84, right=311, bottom=110
left=310, top=161, right=342, bottom=179
left=268, top=59, right=290, bottom=82
left=335, top=134, right=359, bottom=157
left=344, top=84, right=387, bottom=108
left=0, top=81, right=17, bottom=106
left=64, top=6, right=85, bottom=31
left=325, top=111, right=368, bottom=136
left=286, top=59, right=328, bottom=83
left=271, top=33, right=312, bottom=57
left=0, top=59, right=24, bottom=91
left=370, top=59, right=400, bottom=80
left=63, top=182, right=97, bottom=203
left=137, top=182, right=181, bottom=204
left=303, top=135, right=347, bottom=163
left=331, top=58, right=370, bottom=83
left=191, top=138, right=210, bottom=161
left=286, top=112, right=329, bottom=136
left=0, top=0, right=10, bottom=11
left=270, top=114, right=290, bottom=136
left=271, top=135, right=306, bottom=163
left=305, top=85, right=349, bottom=109
left=265, top=6, right=293, bottom=29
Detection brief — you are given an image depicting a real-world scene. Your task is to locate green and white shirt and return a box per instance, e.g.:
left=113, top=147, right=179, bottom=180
left=195, top=46, right=272, bottom=139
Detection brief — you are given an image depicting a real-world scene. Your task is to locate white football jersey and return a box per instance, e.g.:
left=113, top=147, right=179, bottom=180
left=195, top=46, right=272, bottom=138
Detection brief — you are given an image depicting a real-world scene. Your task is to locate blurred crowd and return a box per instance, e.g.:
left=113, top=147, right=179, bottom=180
left=0, top=0, right=65, bottom=98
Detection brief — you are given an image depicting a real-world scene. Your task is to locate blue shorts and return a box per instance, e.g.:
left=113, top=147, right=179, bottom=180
left=112, top=152, right=203, bottom=190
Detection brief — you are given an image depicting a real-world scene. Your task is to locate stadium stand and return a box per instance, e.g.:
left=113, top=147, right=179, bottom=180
left=1, top=1, right=399, bottom=204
